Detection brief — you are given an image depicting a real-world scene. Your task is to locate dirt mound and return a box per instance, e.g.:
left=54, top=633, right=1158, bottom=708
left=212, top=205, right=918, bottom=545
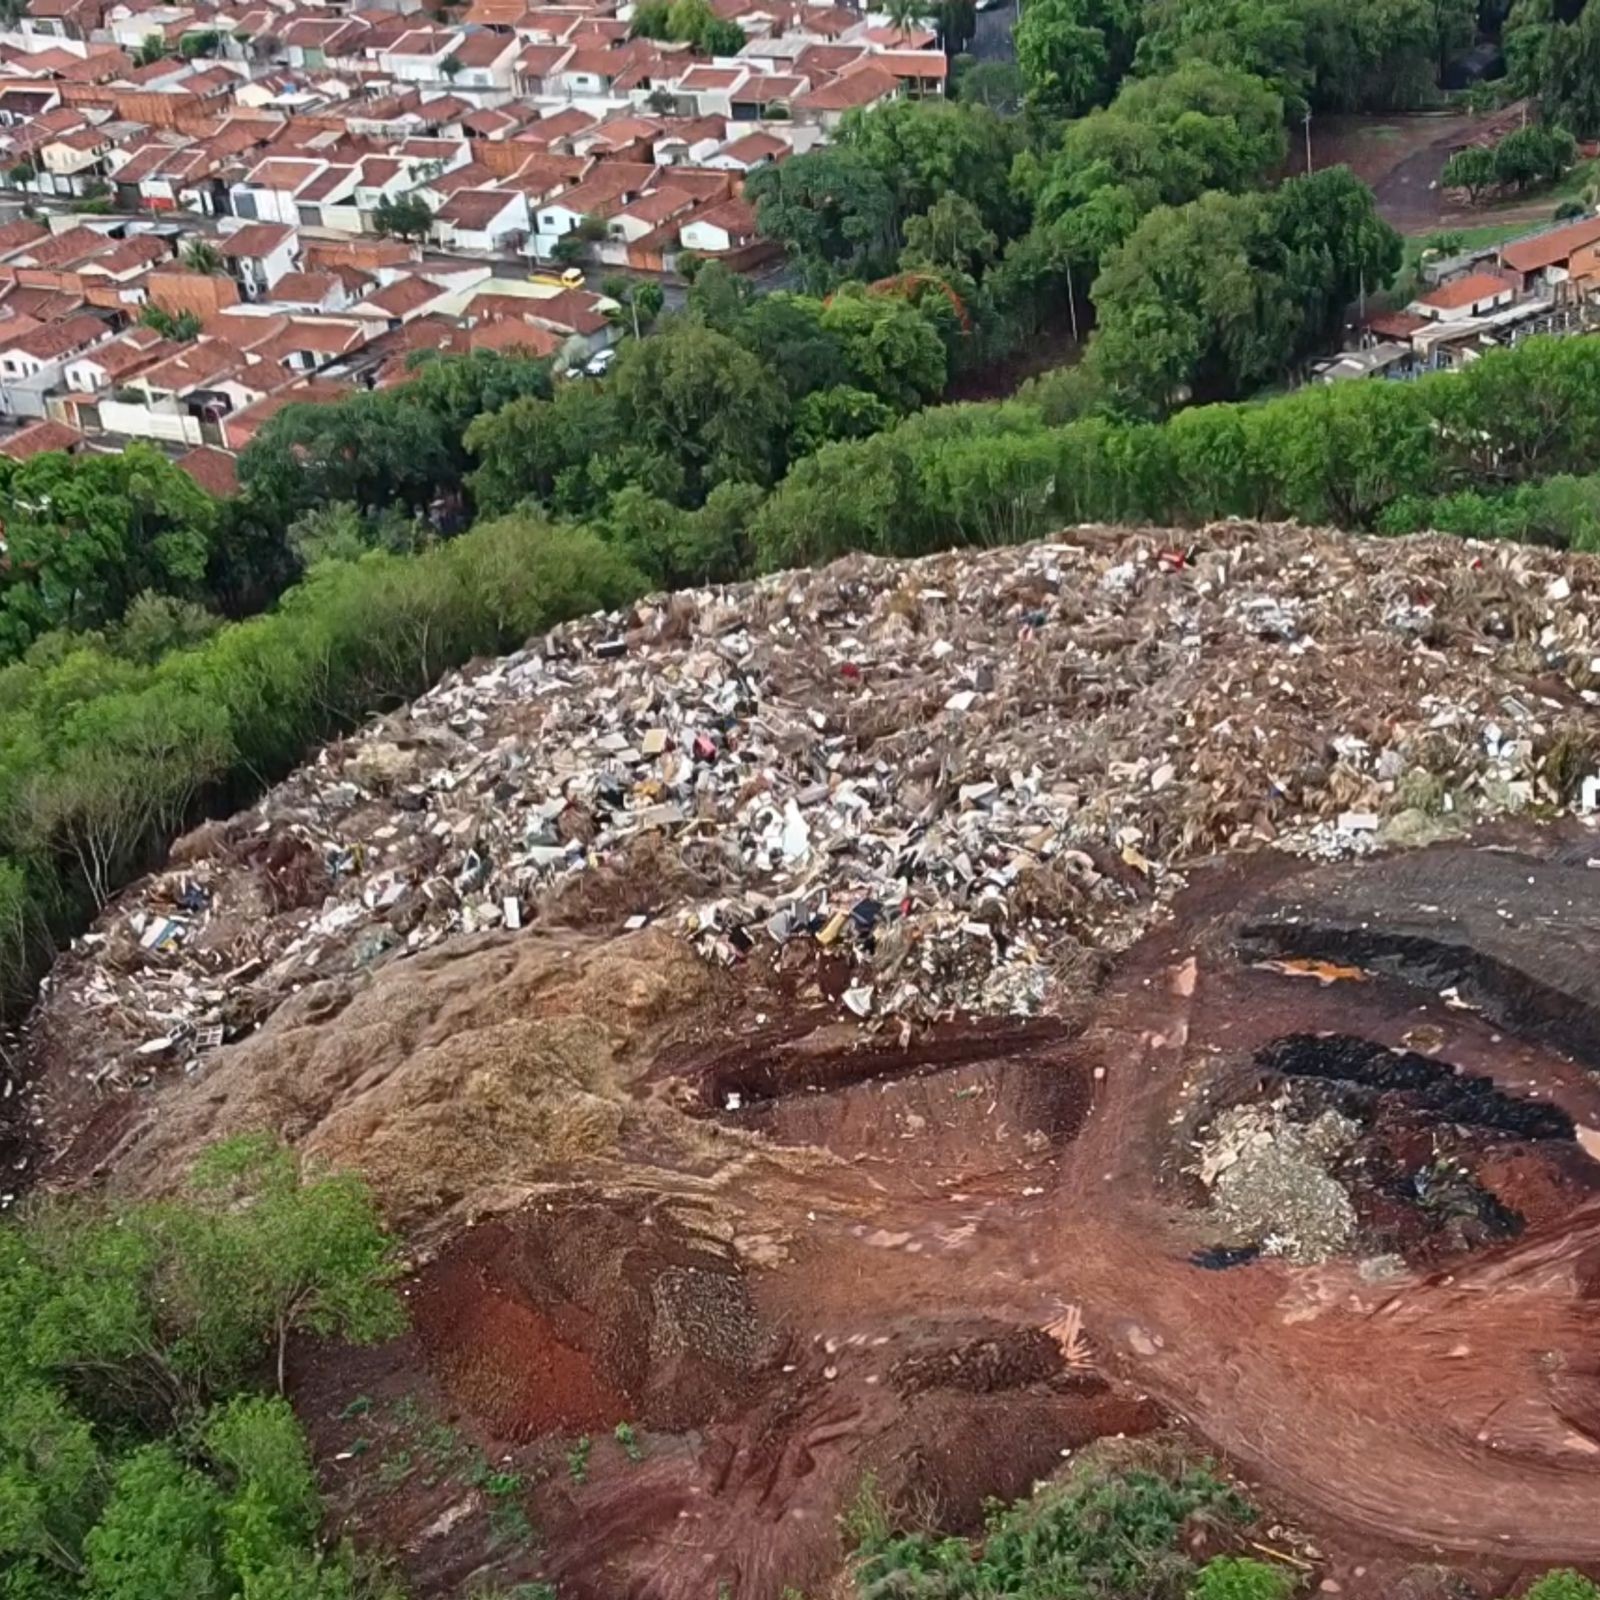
left=91, top=930, right=746, bottom=1229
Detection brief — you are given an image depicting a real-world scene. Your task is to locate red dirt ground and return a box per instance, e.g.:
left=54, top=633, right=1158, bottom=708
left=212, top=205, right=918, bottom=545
left=294, top=842, right=1600, bottom=1600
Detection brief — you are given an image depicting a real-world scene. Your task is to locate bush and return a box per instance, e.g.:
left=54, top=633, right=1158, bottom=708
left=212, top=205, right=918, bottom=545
left=0, top=1139, right=403, bottom=1598
left=851, top=1452, right=1256, bottom=1600
left=1191, top=1556, right=1298, bottom=1600
left=1524, top=1573, right=1600, bottom=1600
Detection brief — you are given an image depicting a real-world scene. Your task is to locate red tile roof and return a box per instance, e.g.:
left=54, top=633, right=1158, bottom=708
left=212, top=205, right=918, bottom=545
left=1500, top=215, right=1600, bottom=274
left=0, top=419, right=85, bottom=460
left=1415, top=271, right=1514, bottom=311
left=174, top=443, right=239, bottom=496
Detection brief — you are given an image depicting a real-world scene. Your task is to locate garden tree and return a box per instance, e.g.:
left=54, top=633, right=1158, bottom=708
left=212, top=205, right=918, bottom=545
left=177, top=27, right=220, bottom=56
left=929, top=0, right=978, bottom=53
left=594, top=478, right=765, bottom=584
left=1269, top=164, right=1401, bottom=350
left=1017, top=0, right=1115, bottom=118
left=601, top=274, right=666, bottom=337
left=608, top=323, right=789, bottom=496
left=371, top=191, right=433, bottom=242
left=440, top=51, right=462, bottom=76
left=182, top=239, right=223, bottom=274
left=1016, top=0, right=1141, bottom=117
left=684, top=258, right=754, bottom=329
left=1492, top=122, right=1577, bottom=189
left=745, top=146, right=900, bottom=289
left=1087, top=169, right=1400, bottom=413
left=1134, top=0, right=1310, bottom=105
left=287, top=501, right=427, bottom=567
left=465, top=382, right=628, bottom=515
left=0, top=446, right=218, bottom=663
left=630, top=0, right=671, bottom=33
left=1296, top=0, right=1443, bottom=109
left=238, top=349, right=551, bottom=531
left=956, top=59, right=1025, bottom=111
left=1442, top=142, right=1499, bottom=200
left=663, top=0, right=746, bottom=49
left=1087, top=191, right=1288, bottom=413
left=1506, top=0, right=1600, bottom=137
left=730, top=292, right=850, bottom=398
left=791, top=384, right=898, bottom=453
left=821, top=288, right=950, bottom=412
left=133, top=32, right=167, bottom=63
left=1031, top=62, right=1287, bottom=234
left=139, top=303, right=202, bottom=340
left=902, top=192, right=999, bottom=276
left=239, top=391, right=458, bottom=530
left=111, top=592, right=223, bottom=664
left=837, top=97, right=1025, bottom=241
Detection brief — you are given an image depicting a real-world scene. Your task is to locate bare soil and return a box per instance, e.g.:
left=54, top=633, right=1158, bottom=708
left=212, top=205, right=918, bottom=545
left=240, top=837, right=1600, bottom=1599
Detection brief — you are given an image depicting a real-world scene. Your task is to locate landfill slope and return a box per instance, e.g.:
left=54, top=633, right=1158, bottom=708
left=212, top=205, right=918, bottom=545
left=24, top=520, right=1600, bottom=1175
left=22, top=523, right=1600, bottom=1600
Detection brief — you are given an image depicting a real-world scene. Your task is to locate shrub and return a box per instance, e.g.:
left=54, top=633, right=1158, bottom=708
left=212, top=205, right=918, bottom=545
left=1192, top=1556, right=1298, bottom=1600
left=1524, top=1573, right=1600, bottom=1600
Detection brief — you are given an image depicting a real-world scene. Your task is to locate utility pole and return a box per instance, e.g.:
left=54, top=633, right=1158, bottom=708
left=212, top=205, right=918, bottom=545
left=1303, top=108, right=1313, bottom=175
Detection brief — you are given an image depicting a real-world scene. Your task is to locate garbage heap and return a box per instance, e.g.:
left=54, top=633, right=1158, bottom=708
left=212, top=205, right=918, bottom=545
left=30, top=521, right=1600, bottom=1093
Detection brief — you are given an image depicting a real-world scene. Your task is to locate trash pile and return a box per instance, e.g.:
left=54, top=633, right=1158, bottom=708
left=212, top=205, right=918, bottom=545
left=29, top=521, right=1600, bottom=1095
left=1195, top=1100, right=1361, bottom=1263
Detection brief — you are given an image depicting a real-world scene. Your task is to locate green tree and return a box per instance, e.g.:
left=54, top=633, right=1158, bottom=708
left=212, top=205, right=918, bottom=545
left=1015, top=0, right=1140, bottom=118
left=903, top=192, right=1000, bottom=276
left=1442, top=143, right=1498, bottom=201
left=139, top=304, right=203, bottom=340
left=133, top=32, right=168, bottom=65
left=630, top=0, right=671, bottom=34
left=182, top=239, right=223, bottom=275
left=839, top=97, right=1024, bottom=241
left=746, top=147, right=900, bottom=289
left=601, top=275, right=666, bottom=337
left=1523, top=1573, right=1600, bottom=1600
left=791, top=385, right=897, bottom=453
left=1491, top=122, right=1577, bottom=190
left=608, top=323, right=789, bottom=496
left=0, top=447, right=218, bottom=660
left=732, top=293, right=849, bottom=398
left=1191, top=1556, right=1297, bottom=1600
left=956, top=59, right=1025, bottom=111
left=821, top=289, right=949, bottom=411
left=178, top=27, right=220, bottom=56
left=372, top=192, right=433, bottom=243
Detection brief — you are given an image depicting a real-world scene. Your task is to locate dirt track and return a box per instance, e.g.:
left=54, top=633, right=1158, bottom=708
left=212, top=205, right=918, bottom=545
left=275, top=841, right=1600, bottom=1598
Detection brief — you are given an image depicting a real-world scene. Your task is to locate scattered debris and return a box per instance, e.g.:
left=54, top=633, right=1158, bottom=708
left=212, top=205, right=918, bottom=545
left=29, top=522, right=1600, bottom=1094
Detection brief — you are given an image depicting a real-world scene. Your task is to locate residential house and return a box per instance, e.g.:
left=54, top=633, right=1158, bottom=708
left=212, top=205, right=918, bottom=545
left=231, top=154, right=328, bottom=222
left=446, top=28, right=519, bottom=92
left=1410, top=271, right=1517, bottom=322
left=703, top=129, right=787, bottom=171
left=61, top=321, right=171, bottom=391
left=0, top=310, right=110, bottom=415
left=432, top=184, right=528, bottom=250
left=1498, top=215, right=1600, bottom=293
left=0, top=417, right=86, bottom=458
left=216, top=219, right=297, bottom=296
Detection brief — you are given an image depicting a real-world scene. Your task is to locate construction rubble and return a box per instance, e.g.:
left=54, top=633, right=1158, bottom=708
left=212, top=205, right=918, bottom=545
left=28, top=521, right=1600, bottom=1095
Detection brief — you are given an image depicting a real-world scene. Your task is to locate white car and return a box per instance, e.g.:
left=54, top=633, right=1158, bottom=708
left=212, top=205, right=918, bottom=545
left=584, top=347, right=617, bottom=377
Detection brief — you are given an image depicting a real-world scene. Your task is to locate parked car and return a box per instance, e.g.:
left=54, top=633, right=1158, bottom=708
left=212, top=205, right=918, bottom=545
left=584, top=347, right=617, bottom=377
